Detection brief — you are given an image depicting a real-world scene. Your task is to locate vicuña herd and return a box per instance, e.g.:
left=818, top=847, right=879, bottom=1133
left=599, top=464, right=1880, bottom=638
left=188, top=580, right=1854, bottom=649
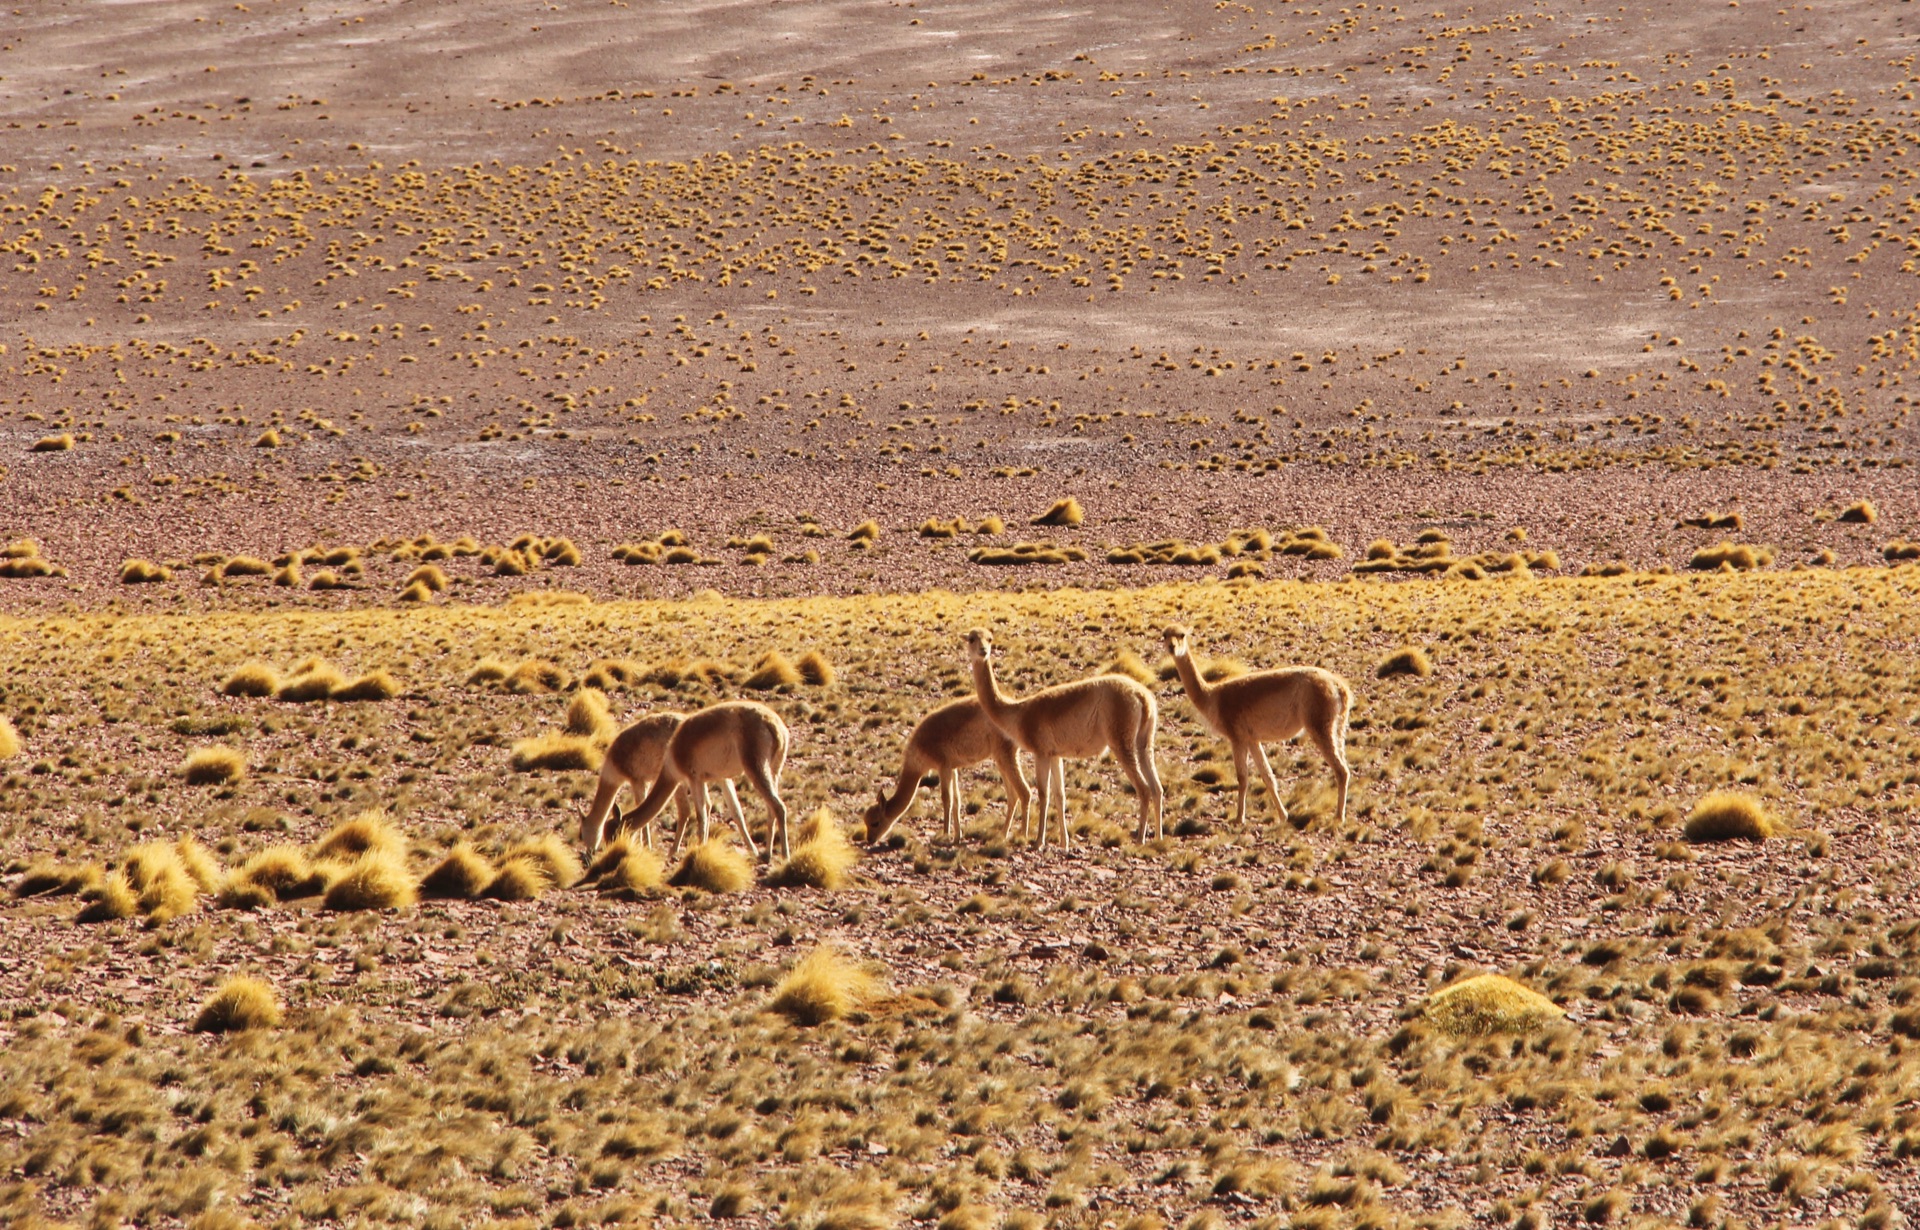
left=580, top=628, right=1354, bottom=859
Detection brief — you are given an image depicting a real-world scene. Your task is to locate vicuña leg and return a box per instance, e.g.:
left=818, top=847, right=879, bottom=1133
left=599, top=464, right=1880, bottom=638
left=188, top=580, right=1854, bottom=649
left=743, top=758, right=788, bottom=859
left=1253, top=744, right=1289, bottom=827
left=1305, top=722, right=1351, bottom=828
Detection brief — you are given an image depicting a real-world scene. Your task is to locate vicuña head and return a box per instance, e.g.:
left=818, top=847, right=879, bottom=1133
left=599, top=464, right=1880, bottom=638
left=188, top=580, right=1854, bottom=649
left=1162, top=625, right=1192, bottom=654
left=965, top=627, right=993, bottom=658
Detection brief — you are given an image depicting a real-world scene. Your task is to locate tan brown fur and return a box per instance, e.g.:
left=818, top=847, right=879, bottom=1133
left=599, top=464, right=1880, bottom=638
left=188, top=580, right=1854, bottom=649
left=578, top=711, right=743, bottom=853
left=965, top=628, right=1163, bottom=848
left=617, top=700, right=791, bottom=859
left=862, top=697, right=1033, bottom=845
left=1163, top=626, right=1352, bottom=829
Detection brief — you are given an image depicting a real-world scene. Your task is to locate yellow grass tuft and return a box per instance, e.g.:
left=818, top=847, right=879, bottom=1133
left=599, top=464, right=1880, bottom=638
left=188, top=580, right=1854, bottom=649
left=223, top=845, right=327, bottom=905
left=745, top=651, right=803, bottom=691
left=405, top=563, right=450, bottom=592
left=14, top=858, right=101, bottom=898
left=220, top=662, right=280, bottom=698
left=1376, top=647, right=1433, bottom=679
left=670, top=838, right=754, bottom=893
left=590, top=836, right=666, bottom=896
left=1838, top=499, right=1876, bottom=524
left=330, top=670, right=399, bottom=702
left=509, top=733, right=602, bottom=772
left=507, top=659, right=572, bottom=693
left=1105, top=649, right=1156, bottom=685
left=467, top=656, right=513, bottom=684
left=419, top=843, right=497, bottom=899
left=769, top=944, right=885, bottom=1025
left=31, top=433, right=75, bottom=452
left=321, top=850, right=417, bottom=912
left=0, top=715, right=18, bottom=760
left=771, top=809, right=859, bottom=890
left=847, top=519, right=881, bottom=542
left=1032, top=496, right=1085, bottom=527
left=397, top=579, right=434, bottom=603
left=310, top=810, right=406, bottom=864
left=1424, top=974, right=1564, bottom=1037
left=182, top=745, right=246, bottom=786
left=480, top=855, right=554, bottom=901
left=1688, top=541, right=1772, bottom=571
left=796, top=649, right=836, bottom=687
left=119, top=558, right=171, bottom=584
left=1683, top=792, right=1776, bottom=843
left=174, top=836, right=223, bottom=893
left=220, top=555, right=271, bottom=578
left=76, top=871, right=139, bottom=923
left=124, top=840, right=201, bottom=922
left=276, top=657, right=346, bottom=702
left=193, top=976, right=282, bottom=1033
left=502, top=833, right=583, bottom=889
left=565, top=688, right=617, bottom=742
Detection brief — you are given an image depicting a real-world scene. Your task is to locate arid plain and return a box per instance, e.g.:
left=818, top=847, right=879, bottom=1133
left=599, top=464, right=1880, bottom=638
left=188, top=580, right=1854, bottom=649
left=4, top=1, right=1920, bottom=1227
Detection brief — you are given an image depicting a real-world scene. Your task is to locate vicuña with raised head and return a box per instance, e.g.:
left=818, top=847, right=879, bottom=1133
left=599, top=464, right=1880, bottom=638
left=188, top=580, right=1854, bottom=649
left=964, top=628, right=1163, bottom=848
left=616, top=700, right=791, bottom=859
left=863, top=697, right=1033, bottom=845
left=1162, top=625, right=1351, bottom=829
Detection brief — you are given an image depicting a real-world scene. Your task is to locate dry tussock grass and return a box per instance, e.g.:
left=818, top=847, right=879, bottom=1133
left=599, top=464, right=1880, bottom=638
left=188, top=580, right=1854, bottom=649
left=192, top=977, right=282, bottom=1033
left=770, top=809, right=858, bottom=890
left=769, top=944, right=885, bottom=1025
left=1684, top=792, right=1776, bottom=843
left=1424, top=974, right=1565, bottom=1037
left=670, top=838, right=754, bottom=893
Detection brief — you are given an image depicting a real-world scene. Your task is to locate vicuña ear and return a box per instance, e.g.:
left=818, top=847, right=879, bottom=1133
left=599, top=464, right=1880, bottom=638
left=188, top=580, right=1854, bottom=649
left=874, top=784, right=888, bottom=803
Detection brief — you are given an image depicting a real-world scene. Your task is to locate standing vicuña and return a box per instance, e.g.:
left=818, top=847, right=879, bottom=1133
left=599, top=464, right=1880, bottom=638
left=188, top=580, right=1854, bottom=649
left=616, top=700, right=791, bottom=859
left=863, top=697, right=1033, bottom=845
left=965, top=628, right=1163, bottom=848
left=1162, top=626, right=1351, bottom=829
left=578, top=712, right=746, bottom=854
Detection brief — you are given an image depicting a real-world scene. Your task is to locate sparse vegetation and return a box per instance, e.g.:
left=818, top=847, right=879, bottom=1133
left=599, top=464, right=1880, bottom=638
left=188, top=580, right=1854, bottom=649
left=192, top=976, right=283, bottom=1032
left=1683, top=791, right=1776, bottom=843
left=670, top=838, right=754, bottom=893
left=769, top=943, right=884, bottom=1024
left=181, top=744, right=246, bottom=785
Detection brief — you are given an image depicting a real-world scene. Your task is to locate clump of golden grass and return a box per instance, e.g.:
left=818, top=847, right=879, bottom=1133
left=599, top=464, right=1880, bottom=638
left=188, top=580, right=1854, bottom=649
left=310, top=811, right=406, bottom=864
left=503, top=833, right=583, bottom=889
left=174, top=836, right=222, bottom=893
left=30, top=433, right=74, bottom=452
left=796, top=649, right=835, bottom=686
left=276, top=657, right=346, bottom=702
left=975, top=515, right=1006, bottom=535
left=565, top=687, right=617, bottom=741
left=254, top=428, right=282, bottom=448
left=76, top=872, right=139, bottom=923
left=119, top=558, right=170, bottom=584
left=1681, top=511, right=1743, bottom=530
left=321, top=850, right=417, bottom=912
left=670, top=838, right=754, bottom=893
left=397, top=579, right=433, bottom=603
left=0, top=539, right=60, bottom=578
left=583, top=658, right=645, bottom=690
left=221, top=845, right=327, bottom=907
left=419, top=843, right=497, bottom=899
left=182, top=745, right=245, bottom=786
left=13, top=858, right=100, bottom=898
left=588, top=835, right=666, bottom=896
left=847, top=519, right=881, bottom=542
left=273, top=561, right=303, bottom=588
left=1838, top=500, right=1876, bottom=524
left=1104, top=649, right=1156, bottom=685
left=308, top=569, right=347, bottom=590
left=1424, top=974, right=1563, bottom=1036
left=1883, top=539, right=1920, bottom=561
left=1683, top=792, right=1775, bottom=842
left=219, top=662, right=280, bottom=697
left=481, top=854, right=554, bottom=901
left=0, top=715, right=19, bottom=760
left=1032, top=496, right=1084, bottom=527
left=220, top=555, right=272, bottom=578
left=406, top=563, right=450, bottom=592
left=770, top=809, right=859, bottom=890
left=769, top=943, right=884, bottom=1025
left=192, top=976, right=282, bottom=1032
left=115, top=840, right=202, bottom=923
left=745, top=651, right=802, bottom=691
left=331, top=670, right=399, bottom=702
left=969, top=541, right=1087, bottom=566
left=1689, top=541, right=1773, bottom=571
left=507, top=659, right=572, bottom=693
left=467, top=656, right=512, bottom=684
left=1376, top=647, right=1432, bottom=678
left=509, top=733, right=601, bottom=772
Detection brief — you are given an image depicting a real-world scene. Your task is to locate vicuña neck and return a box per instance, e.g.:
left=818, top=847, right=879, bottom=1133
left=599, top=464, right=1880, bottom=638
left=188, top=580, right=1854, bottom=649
left=1171, top=649, right=1217, bottom=719
left=970, top=652, right=1015, bottom=724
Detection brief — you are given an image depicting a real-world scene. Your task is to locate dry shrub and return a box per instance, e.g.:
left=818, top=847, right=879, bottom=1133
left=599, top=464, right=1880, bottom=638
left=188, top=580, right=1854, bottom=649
left=122, top=840, right=202, bottom=922
left=565, top=688, right=616, bottom=741
left=796, top=650, right=836, bottom=687
left=224, top=846, right=327, bottom=905
left=847, top=519, right=880, bottom=542
left=1681, top=511, right=1743, bottom=530
left=771, top=809, right=859, bottom=890
left=502, top=833, right=583, bottom=889
left=592, top=837, right=666, bottom=896
left=1376, top=647, right=1433, bottom=679
left=0, top=715, right=19, bottom=760
left=510, top=733, right=602, bottom=773
left=174, top=837, right=223, bottom=893
left=1838, top=500, right=1877, bottom=524
left=419, top=844, right=496, bottom=899
left=1884, top=539, right=1920, bottom=562
left=1683, top=792, right=1775, bottom=843
left=582, top=658, right=644, bottom=690
left=310, top=811, right=406, bottom=864
left=276, top=657, right=346, bottom=702
left=274, top=563, right=302, bottom=588
left=221, top=556, right=271, bottom=578
left=220, top=662, right=280, bottom=698
left=13, top=859, right=100, bottom=898
left=507, top=659, right=572, bottom=693
left=120, top=558, right=171, bottom=584
left=321, top=850, right=417, bottom=912
left=331, top=670, right=399, bottom=702
left=1104, top=649, right=1156, bottom=685
left=30, top=433, right=74, bottom=452
left=670, top=839, right=754, bottom=893
left=467, top=657, right=513, bottom=684
left=193, top=976, right=282, bottom=1032
left=745, top=651, right=802, bottom=691
left=481, top=855, right=553, bottom=902
left=937, top=1207, right=998, bottom=1230
left=770, top=944, right=884, bottom=1025
left=182, top=745, right=246, bottom=786
left=397, top=579, right=434, bottom=604
left=76, top=872, right=139, bottom=923
left=308, top=569, right=346, bottom=590
left=1424, top=974, right=1564, bottom=1037
left=1689, top=541, right=1772, bottom=571
left=405, top=563, right=450, bottom=592
left=1032, top=496, right=1085, bottom=527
